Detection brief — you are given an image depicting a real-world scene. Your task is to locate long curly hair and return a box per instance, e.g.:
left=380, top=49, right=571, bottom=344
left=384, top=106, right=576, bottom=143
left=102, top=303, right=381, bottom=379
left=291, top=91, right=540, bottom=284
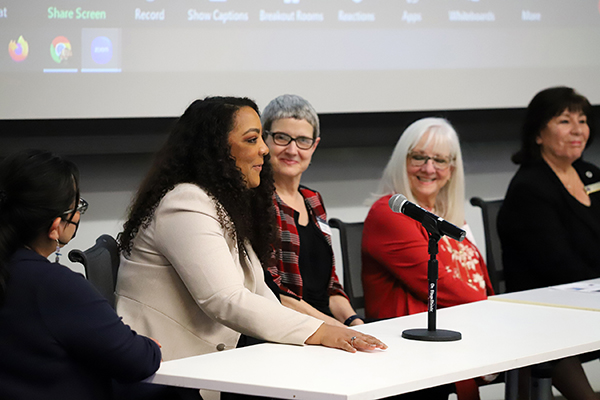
left=119, top=96, right=278, bottom=268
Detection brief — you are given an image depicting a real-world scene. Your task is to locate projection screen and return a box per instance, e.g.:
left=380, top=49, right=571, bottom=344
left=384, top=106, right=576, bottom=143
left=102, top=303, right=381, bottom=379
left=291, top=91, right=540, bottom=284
left=1, top=0, right=599, bottom=120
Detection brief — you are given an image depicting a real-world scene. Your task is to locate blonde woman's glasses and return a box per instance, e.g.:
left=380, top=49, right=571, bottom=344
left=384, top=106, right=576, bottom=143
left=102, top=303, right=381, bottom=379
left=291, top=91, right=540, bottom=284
left=408, top=153, right=453, bottom=170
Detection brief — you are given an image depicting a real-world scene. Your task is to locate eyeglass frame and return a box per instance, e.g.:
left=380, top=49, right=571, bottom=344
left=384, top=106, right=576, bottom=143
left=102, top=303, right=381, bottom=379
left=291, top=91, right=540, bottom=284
left=62, top=197, right=88, bottom=217
left=60, top=197, right=88, bottom=240
left=407, top=152, right=454, bottom=170
left=264, top=130, right=316, bottom=150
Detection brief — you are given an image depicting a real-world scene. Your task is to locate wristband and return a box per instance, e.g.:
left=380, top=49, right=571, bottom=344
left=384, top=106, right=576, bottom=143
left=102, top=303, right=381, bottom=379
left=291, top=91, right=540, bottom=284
left=344, top=314, right=361, bottom=326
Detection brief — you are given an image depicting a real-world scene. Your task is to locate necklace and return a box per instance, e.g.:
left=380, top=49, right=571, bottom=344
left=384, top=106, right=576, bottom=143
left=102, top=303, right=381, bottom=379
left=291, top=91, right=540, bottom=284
left=558, top=170, right=590, bottom=205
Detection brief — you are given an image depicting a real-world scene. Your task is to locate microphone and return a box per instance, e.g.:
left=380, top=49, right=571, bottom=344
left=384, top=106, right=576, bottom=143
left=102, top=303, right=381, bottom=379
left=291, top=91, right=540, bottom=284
left=388, top=194, right=466, bottom=242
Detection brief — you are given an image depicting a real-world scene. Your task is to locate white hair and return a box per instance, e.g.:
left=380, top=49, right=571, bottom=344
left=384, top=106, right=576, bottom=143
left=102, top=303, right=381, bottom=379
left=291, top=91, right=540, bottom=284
left=368, top=117, right=465, bottom=226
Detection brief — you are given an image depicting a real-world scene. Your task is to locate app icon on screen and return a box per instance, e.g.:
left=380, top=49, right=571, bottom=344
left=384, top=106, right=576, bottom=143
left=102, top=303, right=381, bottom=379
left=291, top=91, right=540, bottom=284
left=8, top=36, right=29, bottom=62
left=50, top=36, right=73, bottom=64
left=91, top=36, right=113, bottom=64
left=82, top=28, right=121, bottom=72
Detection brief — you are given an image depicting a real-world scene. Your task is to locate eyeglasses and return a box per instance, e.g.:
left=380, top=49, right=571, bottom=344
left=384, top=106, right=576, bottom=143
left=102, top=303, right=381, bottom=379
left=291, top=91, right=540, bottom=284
left=408, top=153, right=453, bottom=170
left=60, top=198, right=87, bottom=240
left=265, top=131, right=315, bottom=150
left=62, top=197, right=89, bottom=217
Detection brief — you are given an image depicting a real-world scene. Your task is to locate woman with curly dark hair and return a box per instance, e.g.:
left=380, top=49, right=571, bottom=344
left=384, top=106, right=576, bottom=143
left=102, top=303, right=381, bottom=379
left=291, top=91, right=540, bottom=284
left=115, top=96, right=386, bottom=367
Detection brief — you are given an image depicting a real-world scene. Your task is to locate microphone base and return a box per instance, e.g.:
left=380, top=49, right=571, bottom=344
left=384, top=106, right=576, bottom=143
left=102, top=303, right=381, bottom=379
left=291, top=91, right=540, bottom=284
left=402, top=328, right=462, bottom=342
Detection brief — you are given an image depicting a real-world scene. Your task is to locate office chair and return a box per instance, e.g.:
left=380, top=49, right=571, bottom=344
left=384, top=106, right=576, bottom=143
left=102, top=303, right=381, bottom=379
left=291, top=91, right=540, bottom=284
left=328, top=218, right=365, bottom=317
left=469, top=197, right=506, bottom=295
left=470, top=197, right=523, bottom=399
left=69, top=234, right=120, bottom=309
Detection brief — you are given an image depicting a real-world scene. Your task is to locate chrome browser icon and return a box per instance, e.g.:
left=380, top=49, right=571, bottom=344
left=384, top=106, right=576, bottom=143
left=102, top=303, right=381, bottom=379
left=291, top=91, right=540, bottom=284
left=50, top=36, right=73, bottom=63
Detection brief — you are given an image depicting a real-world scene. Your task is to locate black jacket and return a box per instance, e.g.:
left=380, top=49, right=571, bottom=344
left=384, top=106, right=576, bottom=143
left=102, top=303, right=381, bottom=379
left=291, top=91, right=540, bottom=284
left=498, top=159, right=600, bottom=292
left=0, top=248, right=161, bottom=400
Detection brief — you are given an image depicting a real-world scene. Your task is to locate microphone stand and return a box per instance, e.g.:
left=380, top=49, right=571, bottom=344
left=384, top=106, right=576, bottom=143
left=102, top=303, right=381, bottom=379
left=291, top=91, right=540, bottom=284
left=402, top=216, right=462, bottom=342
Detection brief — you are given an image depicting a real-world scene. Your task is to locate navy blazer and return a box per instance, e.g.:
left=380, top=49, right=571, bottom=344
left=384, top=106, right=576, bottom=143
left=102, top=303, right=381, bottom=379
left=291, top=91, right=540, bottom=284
left=498, top=159, right=600, bottom=292
left=0, top=248, right=161, bottom=400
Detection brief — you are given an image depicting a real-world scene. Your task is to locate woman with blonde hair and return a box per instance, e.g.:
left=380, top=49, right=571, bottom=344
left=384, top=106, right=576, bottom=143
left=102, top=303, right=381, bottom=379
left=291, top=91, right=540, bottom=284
left=362, top=117, right=494, bottom=400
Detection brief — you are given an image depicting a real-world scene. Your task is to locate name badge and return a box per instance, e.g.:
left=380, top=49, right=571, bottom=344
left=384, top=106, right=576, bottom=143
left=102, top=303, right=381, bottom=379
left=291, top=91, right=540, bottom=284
left=318, top=220, right=332, bottom=236
left=584, top=181, right=600, bottom=195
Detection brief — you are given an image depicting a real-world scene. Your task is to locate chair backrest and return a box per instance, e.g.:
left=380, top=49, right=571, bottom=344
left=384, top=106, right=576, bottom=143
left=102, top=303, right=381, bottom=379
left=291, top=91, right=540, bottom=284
left=68, top=234, right=120, bottom=308
left=469, top=197, right=506, bottom=294
left=328, top=218, right=365, bottom=316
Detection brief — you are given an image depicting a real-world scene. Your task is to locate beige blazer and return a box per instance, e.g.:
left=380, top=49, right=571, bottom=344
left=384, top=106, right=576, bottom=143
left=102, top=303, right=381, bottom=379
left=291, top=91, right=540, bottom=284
left=115, top=184, right=322, bottom=361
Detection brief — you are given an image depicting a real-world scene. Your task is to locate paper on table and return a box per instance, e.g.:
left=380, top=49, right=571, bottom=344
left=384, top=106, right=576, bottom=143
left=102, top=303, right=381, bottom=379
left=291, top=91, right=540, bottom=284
left=551, top=282, right=600, bottom=293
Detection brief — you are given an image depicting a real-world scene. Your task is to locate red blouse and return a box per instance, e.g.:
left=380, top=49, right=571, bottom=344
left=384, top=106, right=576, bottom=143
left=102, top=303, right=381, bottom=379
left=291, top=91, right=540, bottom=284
left=362, top=195, right=494, bottom=320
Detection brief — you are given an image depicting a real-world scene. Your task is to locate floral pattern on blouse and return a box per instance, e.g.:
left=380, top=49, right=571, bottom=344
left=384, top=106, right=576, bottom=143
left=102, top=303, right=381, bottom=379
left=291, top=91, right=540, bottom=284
left=440, top=236, right=487, bottom=293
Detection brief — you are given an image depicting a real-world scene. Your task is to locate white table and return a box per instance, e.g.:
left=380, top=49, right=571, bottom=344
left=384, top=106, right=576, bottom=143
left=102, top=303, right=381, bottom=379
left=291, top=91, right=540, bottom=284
left=490, top=278, right=600, bottom=312
left=489, top=278, right=600, bottom=399
left=146, top=299, right=600, bottom=400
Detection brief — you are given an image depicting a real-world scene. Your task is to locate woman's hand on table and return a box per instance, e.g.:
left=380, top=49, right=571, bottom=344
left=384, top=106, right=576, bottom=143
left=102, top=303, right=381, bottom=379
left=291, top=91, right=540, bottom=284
left=150, top=337, right=163, bottom=361
left=305, top=324, right=387, bottom=353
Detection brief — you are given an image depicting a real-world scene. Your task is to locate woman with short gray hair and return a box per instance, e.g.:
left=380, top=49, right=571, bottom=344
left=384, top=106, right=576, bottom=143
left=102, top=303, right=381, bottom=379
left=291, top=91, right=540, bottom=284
left=263, top=94, right=363, bottom=328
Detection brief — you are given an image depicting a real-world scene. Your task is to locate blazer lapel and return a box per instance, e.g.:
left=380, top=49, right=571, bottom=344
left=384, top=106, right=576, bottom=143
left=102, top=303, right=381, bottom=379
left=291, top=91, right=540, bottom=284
left=558, top=161, right=600, bottom=239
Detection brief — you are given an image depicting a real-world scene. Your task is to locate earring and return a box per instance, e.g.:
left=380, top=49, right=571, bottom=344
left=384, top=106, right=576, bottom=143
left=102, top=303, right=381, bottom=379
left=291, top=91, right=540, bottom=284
left=54, top=239, right=61, bottom=263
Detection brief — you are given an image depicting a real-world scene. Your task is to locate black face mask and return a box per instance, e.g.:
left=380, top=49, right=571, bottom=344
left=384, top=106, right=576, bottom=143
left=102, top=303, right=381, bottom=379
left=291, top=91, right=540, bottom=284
left=58, top=219, right=79, bottom=246
left=58, top=197, right=87, bottom=245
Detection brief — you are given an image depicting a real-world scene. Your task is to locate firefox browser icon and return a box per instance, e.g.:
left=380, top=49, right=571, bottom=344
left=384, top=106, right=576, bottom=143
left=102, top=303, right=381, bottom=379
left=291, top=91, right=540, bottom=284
left=8, top=36, right=29, bottom=62
left=50, top=36, right=72, bottom=63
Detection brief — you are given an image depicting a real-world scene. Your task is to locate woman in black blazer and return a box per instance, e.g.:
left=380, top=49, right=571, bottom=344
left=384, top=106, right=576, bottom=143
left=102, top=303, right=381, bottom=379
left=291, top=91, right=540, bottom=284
left=0, top=150, right=162, bottom=400
left=498, top=87, right=600, bottom=400
left=498, top=86, right=600, bottom=291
